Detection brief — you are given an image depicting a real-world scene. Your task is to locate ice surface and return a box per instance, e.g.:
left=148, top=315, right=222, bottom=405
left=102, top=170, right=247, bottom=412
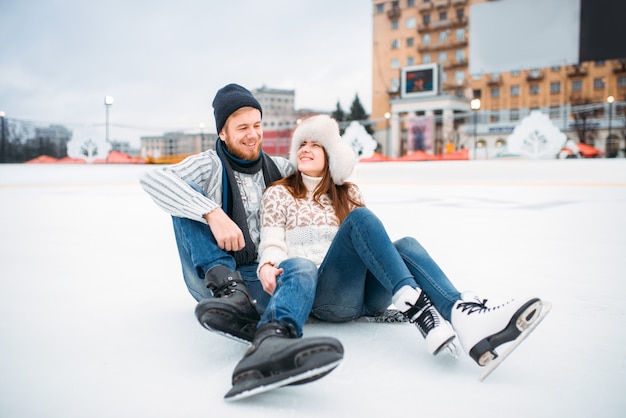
left=1, top=159, right=625, bottom=418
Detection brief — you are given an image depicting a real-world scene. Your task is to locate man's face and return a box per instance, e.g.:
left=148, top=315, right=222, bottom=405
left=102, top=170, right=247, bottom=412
left=219, top=107, right=263, bottom=160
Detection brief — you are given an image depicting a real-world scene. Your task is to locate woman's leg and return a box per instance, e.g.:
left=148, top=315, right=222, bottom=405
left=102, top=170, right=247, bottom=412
left=394, top=237, right=462, bottom=320
left=312, top=207, right=416, bottom=322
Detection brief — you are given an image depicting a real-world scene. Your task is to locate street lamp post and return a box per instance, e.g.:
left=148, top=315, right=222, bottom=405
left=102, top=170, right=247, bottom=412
left=607, top=95, right=614, bottom=157
left=104, top=95, right=114, bottom=143
left=470, top=99, right=481, bottom=160
left=384, top=111, right=391, bottom=156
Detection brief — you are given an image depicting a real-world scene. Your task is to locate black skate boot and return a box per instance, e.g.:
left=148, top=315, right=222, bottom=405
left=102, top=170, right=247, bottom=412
left=194, top=265, right=260, bottom=343
left=224, top=321, right=344, bottom=401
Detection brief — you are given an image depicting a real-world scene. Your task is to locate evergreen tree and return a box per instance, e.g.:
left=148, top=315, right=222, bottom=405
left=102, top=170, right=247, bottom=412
left=331, top=101, right=346, bottom=123
left=348, top=94, right=372, bottom=134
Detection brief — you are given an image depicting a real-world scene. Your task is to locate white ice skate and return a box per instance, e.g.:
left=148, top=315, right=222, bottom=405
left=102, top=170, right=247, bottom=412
left=393, top=286, right=458, bottom=356
left=451, top=292, right=547, bottom=369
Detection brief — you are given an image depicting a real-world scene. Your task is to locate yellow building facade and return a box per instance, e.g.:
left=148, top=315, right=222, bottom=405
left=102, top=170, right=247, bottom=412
left=372, top=0, right=626, bottom=158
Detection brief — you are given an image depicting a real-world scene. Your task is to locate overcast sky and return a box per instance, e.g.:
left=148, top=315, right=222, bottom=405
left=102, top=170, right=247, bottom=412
left=0, top=0, right=373, bottom=147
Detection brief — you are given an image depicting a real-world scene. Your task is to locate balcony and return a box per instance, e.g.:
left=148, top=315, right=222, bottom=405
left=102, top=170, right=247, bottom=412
left=567, top=65, right=588, bottom=77
left=612, top=60, right=626, bottom=74
left=387, top=6, right=401, bottom=19
left=486, top=74, right=501, bottom=86
left=418, top=2, right=433, bottom=12
left=444, top=59, right=468, bottom=70
left=452, top=0, right=468, bottom=5
left=417, top=17, right=467, bottom=33
left=526, top=69, right=545, bottom=81
left=433, top=0, right=450, bottom=9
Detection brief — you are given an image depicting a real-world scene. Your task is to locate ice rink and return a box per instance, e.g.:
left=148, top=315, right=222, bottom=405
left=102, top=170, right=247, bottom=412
left=1, top=159, right=625, bottom=418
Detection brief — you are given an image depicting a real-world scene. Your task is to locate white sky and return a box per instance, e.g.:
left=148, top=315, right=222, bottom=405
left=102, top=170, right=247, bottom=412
left=0, top=0, right=373, bottom=147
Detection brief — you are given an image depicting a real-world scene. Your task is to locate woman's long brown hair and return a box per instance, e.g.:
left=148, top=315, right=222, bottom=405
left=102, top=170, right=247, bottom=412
left=270, top=150, right=363, bottom=224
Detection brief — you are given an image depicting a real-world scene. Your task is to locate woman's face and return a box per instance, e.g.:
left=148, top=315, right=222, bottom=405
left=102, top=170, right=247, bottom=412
left=296, top=140, right=326, bottom=177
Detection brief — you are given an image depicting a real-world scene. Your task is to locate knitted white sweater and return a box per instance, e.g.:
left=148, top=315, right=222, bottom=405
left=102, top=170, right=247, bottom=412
left=258, top=174, right=363, bottom=269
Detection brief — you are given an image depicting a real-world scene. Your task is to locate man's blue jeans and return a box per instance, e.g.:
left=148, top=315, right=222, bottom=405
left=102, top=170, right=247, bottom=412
left=263, top=207, right=461, bottom=336
left=171, top=216, right=271, bottom=314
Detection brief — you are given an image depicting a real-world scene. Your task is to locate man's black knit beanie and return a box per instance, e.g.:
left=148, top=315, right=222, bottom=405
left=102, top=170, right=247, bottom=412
left=212, top=83, right=262, bottom=134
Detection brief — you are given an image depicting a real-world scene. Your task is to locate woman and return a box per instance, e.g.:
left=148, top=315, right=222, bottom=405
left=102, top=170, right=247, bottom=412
left=257, top=114, right=546, bottom=365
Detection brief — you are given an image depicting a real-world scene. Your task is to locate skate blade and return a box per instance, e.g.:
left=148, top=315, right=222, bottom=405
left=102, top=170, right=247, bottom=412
left=224, top=360, right=342, bottom=401
left=515, top=299, right=543, bottom=331
left=479, top=301, right=552, bottom=382
left=199, top=323, right=252, bottom=345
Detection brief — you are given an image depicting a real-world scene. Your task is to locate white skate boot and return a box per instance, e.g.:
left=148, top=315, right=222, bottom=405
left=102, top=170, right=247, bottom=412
left=393, top=286, right=457, bottom=356
left=451, top=292, right=543, bottom=366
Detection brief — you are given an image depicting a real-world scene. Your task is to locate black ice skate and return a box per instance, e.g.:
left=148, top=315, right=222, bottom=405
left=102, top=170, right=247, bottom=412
left=195, top=265, right=260, bottom=343
left=224, top=321, right=344, bottom=401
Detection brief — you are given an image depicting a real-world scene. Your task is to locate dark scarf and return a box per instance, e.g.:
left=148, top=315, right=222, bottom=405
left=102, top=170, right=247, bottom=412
left=215, top=138, right=282, bottom=265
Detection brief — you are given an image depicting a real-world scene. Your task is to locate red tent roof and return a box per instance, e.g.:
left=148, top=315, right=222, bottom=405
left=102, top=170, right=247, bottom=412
left=360, top=151, right=394, bottom=162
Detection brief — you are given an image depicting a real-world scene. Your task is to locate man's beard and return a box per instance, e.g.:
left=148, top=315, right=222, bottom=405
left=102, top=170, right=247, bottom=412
left=227, top=142, right=261, bottom=160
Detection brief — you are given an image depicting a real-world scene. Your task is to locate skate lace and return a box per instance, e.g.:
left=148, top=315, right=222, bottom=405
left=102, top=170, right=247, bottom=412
left=456, top=298, right=489, bottom=314
left=403, top=301, right=425, bottom=322
left=404, top=301, right=439, bottom=334
left=212, top=277, right=239, bottom=297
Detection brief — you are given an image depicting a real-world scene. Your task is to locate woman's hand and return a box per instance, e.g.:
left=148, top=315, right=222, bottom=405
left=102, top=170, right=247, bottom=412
left=258, top=263, right=283, bottom=295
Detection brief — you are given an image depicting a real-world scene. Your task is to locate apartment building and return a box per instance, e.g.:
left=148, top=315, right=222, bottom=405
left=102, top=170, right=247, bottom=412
left=253, top=86, right=298, bottom=156
left=372, top=0, right=626, bottom=158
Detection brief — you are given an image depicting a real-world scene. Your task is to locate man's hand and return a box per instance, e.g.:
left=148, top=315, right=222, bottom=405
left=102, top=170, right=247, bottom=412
left=258, top=263, right=283, bottom=295
left=203, top=208, right=245, bottom=251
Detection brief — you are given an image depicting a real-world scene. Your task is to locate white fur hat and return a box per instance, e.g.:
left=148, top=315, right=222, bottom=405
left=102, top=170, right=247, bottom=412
left=289, top=115, right=356, bottom=185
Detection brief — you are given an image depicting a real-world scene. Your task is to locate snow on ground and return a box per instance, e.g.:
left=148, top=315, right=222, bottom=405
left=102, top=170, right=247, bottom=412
left=1, top=159, right=625, bottom=418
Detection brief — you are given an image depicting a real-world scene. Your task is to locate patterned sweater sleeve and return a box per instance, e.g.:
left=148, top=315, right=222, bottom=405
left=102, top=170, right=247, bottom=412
left=258, top=185, right=291, bottom=270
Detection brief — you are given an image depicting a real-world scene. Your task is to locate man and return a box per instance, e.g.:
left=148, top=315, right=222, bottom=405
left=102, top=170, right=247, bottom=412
left=140, top=84, right=343, bottom=400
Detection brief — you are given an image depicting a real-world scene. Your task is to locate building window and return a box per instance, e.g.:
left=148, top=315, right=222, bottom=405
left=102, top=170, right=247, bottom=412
left=439, top=31, right=448, bottom=42
left=549, top=106, right=560, bottom=119
left=510, top=85, right=520, bottom=96
left=455, top=49, right=465, bottom=62
left=406, top=57, right=415, bottom=66
left=550, top=81, right=561, bottom=94
left=455, top=28, right=465, bottom=41
left=511, top=70, right=521, bottom=76
left=391, top=58, right=399, bottom=69
left=423, top=14, right=430, bottom=24
left=571, top=80, right=583, bottom=91
left=391, top=78, right=400, bottom=91
left=376, top=3, right=384, bottom=14
left=423, top=34, right=431, bottom=45
left=408, top=0, right=415, bottom=6
left=550, top=66, right=561, bottom=72
left=618, top=75, right=626, bottom=87
left=456, top=8, right=465, bottom=19
left=455, top=71, right=464, bottom=84
left=491, top=87, right=500, bottom=98
left=593, top=77, right=605, bottom=90
left=391, top=20, right=399, bottom=30
left=423, top=54, right=431, bottom=63
left=407, top=17, right=416, bottom=29
left=595, top=61, right=606, bottom=66
left=391, top=39, right=401, bottom=49
left=407, top=37, right=414, bottom=47
left=510, top=109, right=520, bottom=121
left=438, top=51, right=447, bottom=62
left=530, top=84, right=540, bottom=95
left=439, top=11, right=447, bottom=20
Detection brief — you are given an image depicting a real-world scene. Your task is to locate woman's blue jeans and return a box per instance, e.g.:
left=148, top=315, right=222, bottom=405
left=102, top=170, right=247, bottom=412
left=264, top=207, right=461, bottom=336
